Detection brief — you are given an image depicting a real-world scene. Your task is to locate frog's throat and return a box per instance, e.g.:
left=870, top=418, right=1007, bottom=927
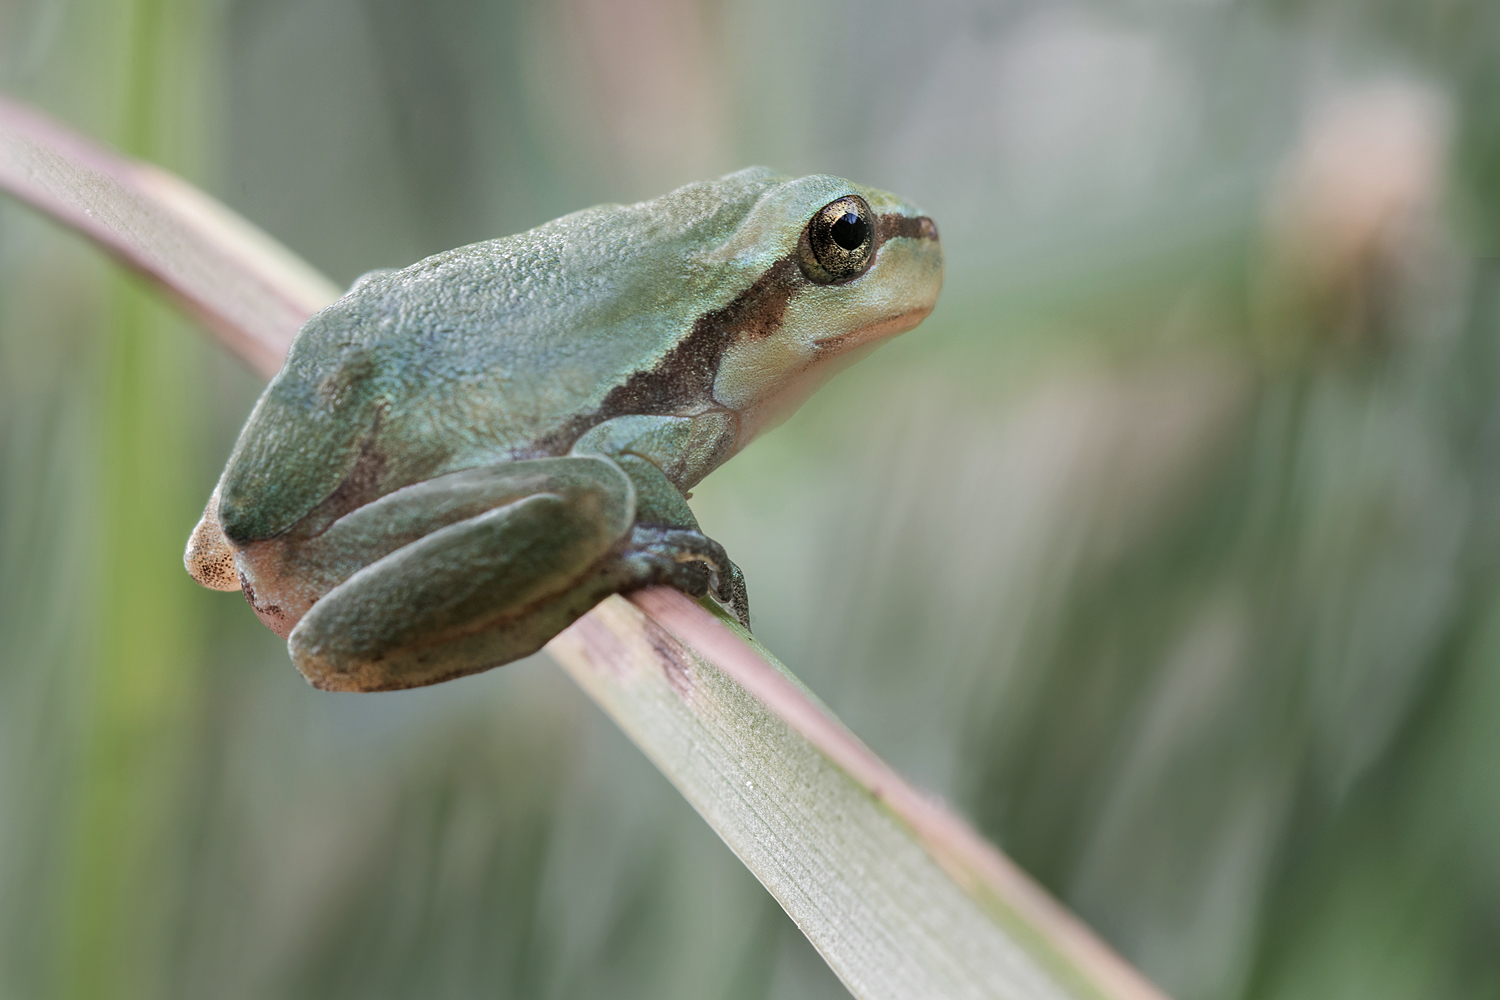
left=729, top=308, right=925, bottom=452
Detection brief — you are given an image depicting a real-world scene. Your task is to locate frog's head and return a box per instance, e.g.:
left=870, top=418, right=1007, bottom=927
left=697, top=170, right=943, bottom=451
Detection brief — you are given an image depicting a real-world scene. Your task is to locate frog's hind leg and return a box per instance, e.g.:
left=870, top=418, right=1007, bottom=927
left=287, top=455, right=730, bottom=692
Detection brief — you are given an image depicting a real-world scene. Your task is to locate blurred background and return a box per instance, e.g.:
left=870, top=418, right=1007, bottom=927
left=3, top=0, right=1500, bottom=997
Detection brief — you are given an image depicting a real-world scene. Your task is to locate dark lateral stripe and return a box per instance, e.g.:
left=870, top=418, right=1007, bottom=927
left=531, top=255, right=806, bottom=456
left=601, top=255, right=803, bottom=410
left=876, top=213, right=939, bottom=245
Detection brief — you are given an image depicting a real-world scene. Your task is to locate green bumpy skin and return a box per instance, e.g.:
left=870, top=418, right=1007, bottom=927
left=184, top=167, right=943, bottom=691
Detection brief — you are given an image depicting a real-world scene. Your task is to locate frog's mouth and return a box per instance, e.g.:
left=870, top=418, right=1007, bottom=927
left=813, top=305, right=934, bottom=353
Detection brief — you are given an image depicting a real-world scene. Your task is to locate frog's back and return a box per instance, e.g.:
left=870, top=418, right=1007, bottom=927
left=218, top=168, right=785, bottom=544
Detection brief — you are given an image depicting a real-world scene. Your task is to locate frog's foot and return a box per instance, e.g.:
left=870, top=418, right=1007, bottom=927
left=621, top=525, right=751, bottom=628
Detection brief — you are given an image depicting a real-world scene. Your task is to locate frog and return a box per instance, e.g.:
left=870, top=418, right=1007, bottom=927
left=184, top=167, right=942, bottom=692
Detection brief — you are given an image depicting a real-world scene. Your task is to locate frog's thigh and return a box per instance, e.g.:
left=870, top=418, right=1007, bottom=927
left=299, top=457, right=621, bottom=582
left=289, top=459, right=633, bottom=692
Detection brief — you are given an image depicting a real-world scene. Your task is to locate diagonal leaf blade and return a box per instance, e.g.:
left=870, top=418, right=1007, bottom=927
left=555, top=590, right=1165, bottom=1000
left=0, top=93, right=340, bottom=377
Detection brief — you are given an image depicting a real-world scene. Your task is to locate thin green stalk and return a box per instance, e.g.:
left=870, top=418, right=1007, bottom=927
left=59, top=0, right=204, bottom=996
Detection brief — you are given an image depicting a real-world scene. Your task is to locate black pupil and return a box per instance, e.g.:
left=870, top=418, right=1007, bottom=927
left=830, top=210, right=867, bottom=251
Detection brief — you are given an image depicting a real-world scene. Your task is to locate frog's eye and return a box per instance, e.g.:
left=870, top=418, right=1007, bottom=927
left=799, top=195, right=876, bottom=284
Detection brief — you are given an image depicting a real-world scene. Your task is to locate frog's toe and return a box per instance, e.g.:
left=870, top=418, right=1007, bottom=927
left=717, top=559, right=751, bottom=630
left=622, top=525, right=750, bottom=629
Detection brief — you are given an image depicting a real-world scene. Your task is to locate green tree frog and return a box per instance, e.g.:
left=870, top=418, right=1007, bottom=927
left=185, top=168, right=942, bottom=692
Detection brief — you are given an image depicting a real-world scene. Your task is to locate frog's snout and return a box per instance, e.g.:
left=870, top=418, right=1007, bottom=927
left=185, top=490, right=243, bottom=592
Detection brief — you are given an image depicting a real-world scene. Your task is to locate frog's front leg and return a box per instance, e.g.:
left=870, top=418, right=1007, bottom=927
left=572, top=412, right=751, bottom=626
left=279, top=455, right=733, bottom=692
left=610, top=452, right=750, bottom=628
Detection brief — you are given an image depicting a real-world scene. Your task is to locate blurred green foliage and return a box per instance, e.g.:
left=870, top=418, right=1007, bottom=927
left=3, top=1, right=1500, bottom=998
